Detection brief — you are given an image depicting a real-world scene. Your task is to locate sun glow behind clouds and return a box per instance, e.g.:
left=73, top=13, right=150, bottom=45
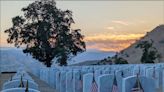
left=85, top=34, right=144, bottom=41
left=85, top=33, right=144, bottom=52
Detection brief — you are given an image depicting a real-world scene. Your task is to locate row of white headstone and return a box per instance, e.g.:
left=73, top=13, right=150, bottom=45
left=37, top=63, right=164, bottom=92
left=1, top=68, right=40, bottom=92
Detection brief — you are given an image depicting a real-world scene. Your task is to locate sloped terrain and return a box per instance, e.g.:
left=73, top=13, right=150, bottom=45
left=117, top=25, right=164, bottom=64
left=68, top=50, right=115, bottom=65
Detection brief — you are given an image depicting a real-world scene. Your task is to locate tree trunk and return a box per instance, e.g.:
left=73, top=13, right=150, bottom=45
left=59, top=56, right=67, bottom=66
left=46, top=59, right=51, bottom=67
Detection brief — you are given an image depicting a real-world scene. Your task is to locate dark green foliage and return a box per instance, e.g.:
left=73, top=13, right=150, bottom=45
left=99, top=57, right=110, bottom=65
left=98, top=56, right=112, bottom=65
left=136, top=40, right=159, bottom=63
left=4, top=0, right=86, bottom=67
left=113, top=55, right=128, bottom=64
left=98, top=55, right=128, bottom=65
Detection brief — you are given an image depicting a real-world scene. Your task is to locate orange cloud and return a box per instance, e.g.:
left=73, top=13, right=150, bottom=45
left=112, top=20, right=130, bottom=26
left=85, top=34, right=144, bottom=41
left=85, top=33, right=144, bottom=52
left=105, top=26, right=115, bottom=30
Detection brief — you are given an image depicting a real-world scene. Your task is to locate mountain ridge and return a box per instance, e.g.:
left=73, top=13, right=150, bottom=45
left=117, top=24, right=164, bottom=63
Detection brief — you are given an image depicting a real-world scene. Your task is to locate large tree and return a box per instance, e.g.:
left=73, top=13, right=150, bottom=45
left=4, top=0, right=86, bottom=67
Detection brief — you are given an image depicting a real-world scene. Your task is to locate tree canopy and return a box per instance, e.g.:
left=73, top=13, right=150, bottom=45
left=136, top=40, right=159, bottom=63
left=4, top=0, right=86, bottom=67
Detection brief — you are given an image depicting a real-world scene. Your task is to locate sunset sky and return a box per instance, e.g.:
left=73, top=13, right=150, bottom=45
left=1, top=1, right=164, bottom=52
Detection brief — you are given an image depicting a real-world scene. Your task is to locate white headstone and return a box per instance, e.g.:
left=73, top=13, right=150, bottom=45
left=55, top=71, right=61, bottom=92
left=98, top=74, right=114, bottom=92
left=122, top=75, right=156, bottom=92
left=83, top=73, right=93, bottom=92
left=49, top=68, right=58, bottom=88
left=60, top=71, right=66, bottom=92
left=73, top=70, right=83, bottom=92
left=146, top=67, right=160, bottom=88
left=116, top=70, right=124, bottom=92
left=66, top=71, right=73, bottom=92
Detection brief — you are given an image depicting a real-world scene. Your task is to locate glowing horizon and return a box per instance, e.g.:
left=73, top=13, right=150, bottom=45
left=1, top=1, right=164, bottom=52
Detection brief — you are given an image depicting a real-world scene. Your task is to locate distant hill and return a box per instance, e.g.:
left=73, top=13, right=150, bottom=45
left=68, top=49, right=115, bottom=65
left=0, top=48, right=115, bottom=68
left=0, top=48, right=44, bottom=72
left=117, top=24, right=164, bottom=64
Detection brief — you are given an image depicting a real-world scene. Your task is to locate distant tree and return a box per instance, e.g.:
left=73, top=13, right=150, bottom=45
left=98, top=55, right=128, bottom=65
left=135, top=40, right=159, bottom=63
left=97, top=56, right=111, bottom=65
left=4, top=0, right=86, bottom=67
left=113, top=55, right=128, bottom=64
left=157, top=53, right=162, bottom=63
